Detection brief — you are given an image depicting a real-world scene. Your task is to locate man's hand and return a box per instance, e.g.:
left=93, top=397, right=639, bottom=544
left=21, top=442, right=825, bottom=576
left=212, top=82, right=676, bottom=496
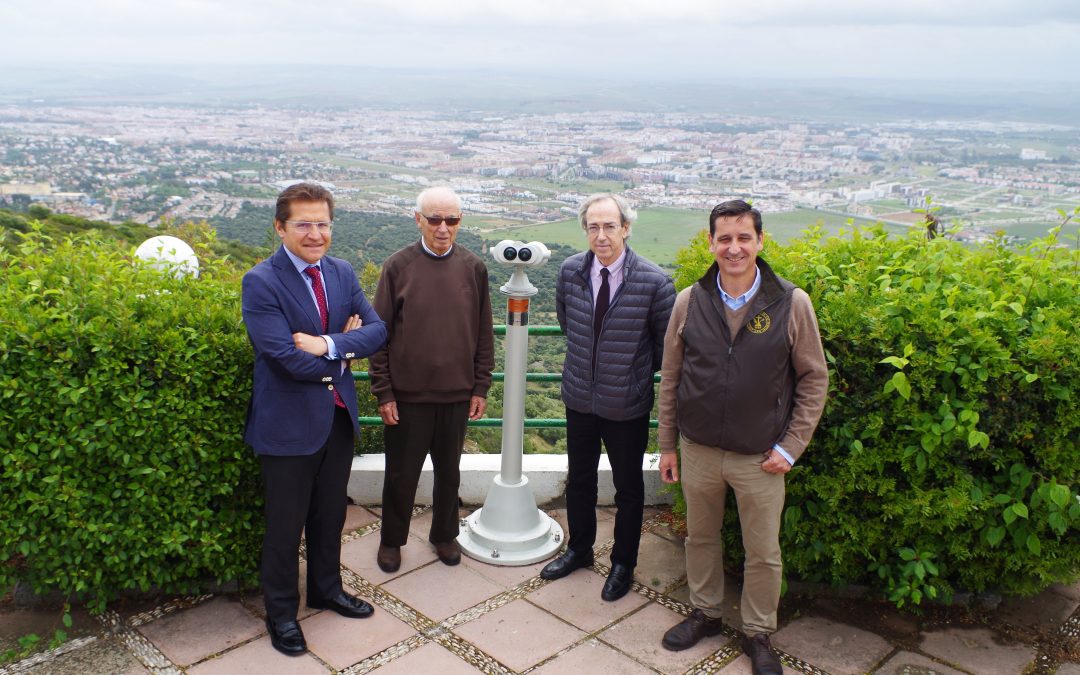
left=293, top=332, right=328, bottom=356
left=659, top=453, right=679, bottom=483
left=378, top=401, right=399, bottom=426
left=342, top=314, right=362, bottom=332
left=761, top=449, right=792, bottom=474
left=468, top=396, right=487, bottom=421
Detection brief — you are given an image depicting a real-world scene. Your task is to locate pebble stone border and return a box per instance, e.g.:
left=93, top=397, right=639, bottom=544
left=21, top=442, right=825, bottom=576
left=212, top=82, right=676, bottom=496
left=0, top=636, right=98, bottom=675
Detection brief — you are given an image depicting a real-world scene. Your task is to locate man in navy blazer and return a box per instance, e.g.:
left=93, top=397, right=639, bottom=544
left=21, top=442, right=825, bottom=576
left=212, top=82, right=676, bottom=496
left=242, top=182, right=387, bottom=656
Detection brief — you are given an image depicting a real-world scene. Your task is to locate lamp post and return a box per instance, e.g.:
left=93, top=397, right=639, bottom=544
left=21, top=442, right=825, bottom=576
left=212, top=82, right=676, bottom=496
left=457, top=241, right=563, bottom=565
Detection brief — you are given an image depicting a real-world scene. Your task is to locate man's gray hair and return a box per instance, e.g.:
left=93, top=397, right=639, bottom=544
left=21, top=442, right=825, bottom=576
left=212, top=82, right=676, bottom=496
left=578, top=193, right=636, bottom=239
left=415, top=186, right=462, bottom=214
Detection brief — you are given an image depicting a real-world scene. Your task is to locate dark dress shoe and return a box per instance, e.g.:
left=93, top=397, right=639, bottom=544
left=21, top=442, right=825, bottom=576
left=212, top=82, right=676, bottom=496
left=601, top=563, right=634, bottom=601
left=377, top=544, right=401, bottom=573
left=265, top=617, right=307, bottom=656
left=539, top=548, right=594, bottom=580
left=307, top=592, right=374, bottom=619
left=742, top=633, right=783, bottom=675
left=661, top=609, right=724, bottom=651
left=433, top=540, right=461, bottom=566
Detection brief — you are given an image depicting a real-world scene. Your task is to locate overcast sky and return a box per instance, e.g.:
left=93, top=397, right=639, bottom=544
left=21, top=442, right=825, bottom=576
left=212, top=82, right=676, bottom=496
left=5, top=0, right=1079, bottom=82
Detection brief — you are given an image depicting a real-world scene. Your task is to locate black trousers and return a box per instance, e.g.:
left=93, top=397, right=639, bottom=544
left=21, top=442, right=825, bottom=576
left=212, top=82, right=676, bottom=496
left=259, top=406, right=354, bottom=624
left=565, top=408, right=649, bottom=569
left=381, top=400, right=469, bottom=547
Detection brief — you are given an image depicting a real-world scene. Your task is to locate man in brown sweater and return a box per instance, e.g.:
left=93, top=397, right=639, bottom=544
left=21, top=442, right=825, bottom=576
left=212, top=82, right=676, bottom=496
left=369, top=186, right=495, bottom=573
left=657, top=200, right=828, bottom=675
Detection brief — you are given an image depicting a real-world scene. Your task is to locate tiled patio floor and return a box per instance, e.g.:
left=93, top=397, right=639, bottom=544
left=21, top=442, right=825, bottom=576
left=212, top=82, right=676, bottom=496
left=2, top=504, right=1077, bottom=674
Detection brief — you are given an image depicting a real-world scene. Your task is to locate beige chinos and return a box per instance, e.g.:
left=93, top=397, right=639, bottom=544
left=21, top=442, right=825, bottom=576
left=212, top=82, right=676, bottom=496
left=681, top=435, right=785, bottom=636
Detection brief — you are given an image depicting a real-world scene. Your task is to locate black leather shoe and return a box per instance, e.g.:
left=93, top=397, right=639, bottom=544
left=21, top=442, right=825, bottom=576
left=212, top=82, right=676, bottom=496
left=742, top=633, right=783, bottom=675
left=265, top=617, right=307, bottom=656
left=539, top=549, right=594, bottom=581
left=307, top=592, right=374, bottom=619
left=601, top=563, right=634, bottom=601
left=661, top=609, right=724, bottom=651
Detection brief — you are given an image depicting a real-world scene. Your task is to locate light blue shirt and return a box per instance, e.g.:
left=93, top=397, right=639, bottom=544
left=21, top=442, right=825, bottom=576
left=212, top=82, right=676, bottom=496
left=715, top=266, right=795, bottom=467
left=281, top=246, right=339, bottom=360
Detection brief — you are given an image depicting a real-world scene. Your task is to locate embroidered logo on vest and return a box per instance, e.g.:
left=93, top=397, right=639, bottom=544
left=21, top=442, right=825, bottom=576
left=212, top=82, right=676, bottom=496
left=747, top=311, right=771, bottom=334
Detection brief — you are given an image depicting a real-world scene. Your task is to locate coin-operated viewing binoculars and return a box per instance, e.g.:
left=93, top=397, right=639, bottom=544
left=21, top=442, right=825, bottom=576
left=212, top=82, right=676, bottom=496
left=457, top=239, right=563, bottom=566
left=491, top=240, right=550, bottom=297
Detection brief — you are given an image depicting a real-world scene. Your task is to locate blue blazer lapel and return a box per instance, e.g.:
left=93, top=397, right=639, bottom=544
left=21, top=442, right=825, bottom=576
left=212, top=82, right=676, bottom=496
left=271, top=246, right=323, bottom=333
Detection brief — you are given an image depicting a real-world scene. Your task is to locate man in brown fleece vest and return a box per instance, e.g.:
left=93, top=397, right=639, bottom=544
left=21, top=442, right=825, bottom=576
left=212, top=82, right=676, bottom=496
left=657, top=200, right=828, bottom=675
left=369, top=186, right=495, bottom=573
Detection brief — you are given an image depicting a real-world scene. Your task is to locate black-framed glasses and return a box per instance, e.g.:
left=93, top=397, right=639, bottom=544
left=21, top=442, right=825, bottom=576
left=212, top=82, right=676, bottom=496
left=285, top=220, right=333, bottom=233
left=422, top=215, right=462, bottom=227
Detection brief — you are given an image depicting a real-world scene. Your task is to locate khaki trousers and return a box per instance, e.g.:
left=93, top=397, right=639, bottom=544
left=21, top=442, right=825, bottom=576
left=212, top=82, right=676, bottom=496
left=681, top=435, right=785, bottom=635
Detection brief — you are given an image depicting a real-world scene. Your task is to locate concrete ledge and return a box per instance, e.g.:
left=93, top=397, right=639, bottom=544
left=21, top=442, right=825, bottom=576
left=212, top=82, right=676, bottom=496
left=348, top=453, right=673, bottom=507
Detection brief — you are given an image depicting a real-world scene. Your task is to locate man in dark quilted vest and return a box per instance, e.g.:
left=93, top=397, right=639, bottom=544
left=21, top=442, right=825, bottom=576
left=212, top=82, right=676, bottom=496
left=542, top=193, right=675, bottom=602
left=657, top=200, right=828, bottom=675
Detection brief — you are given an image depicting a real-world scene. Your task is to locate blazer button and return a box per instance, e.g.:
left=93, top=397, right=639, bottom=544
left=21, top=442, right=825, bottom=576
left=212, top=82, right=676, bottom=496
left=327, top=385, right=334, bottom=390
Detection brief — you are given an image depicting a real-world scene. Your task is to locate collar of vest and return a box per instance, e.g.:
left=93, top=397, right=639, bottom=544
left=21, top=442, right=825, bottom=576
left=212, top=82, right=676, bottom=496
left=697, top=255, right=787, bottom=306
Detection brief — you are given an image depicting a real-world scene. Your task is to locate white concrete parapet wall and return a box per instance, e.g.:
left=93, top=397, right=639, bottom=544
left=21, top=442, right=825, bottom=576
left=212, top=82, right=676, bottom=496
left=348, top=453, right=673, bottom=507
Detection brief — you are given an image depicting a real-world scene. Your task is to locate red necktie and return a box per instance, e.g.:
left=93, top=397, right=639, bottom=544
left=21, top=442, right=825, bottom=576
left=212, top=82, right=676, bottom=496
left=304, top=266, right=346, bottom=409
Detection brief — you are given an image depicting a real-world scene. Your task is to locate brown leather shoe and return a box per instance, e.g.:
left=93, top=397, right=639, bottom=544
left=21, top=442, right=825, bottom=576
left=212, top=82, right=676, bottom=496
left=742, top=633, right=782, bottom=675
left=377, top=544, right=401, bottom=573
left=661, top=609, right=724, bottom=651
left=433, top=540, right=461, bottom=566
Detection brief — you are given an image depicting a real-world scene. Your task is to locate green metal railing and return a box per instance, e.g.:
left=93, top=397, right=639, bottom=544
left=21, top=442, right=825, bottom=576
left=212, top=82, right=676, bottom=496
left=352, top=324, right=660, bottom=429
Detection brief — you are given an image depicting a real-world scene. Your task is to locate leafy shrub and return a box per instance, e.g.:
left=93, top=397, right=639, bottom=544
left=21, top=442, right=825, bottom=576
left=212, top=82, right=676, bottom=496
left=671, top=219, right=1079, bottom=604
left=0, top=226, right=261, bottom=611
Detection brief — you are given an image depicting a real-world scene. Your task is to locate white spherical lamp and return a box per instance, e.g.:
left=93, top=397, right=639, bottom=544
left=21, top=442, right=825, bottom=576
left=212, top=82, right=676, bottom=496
left=134, top=236, right=199, bottom=279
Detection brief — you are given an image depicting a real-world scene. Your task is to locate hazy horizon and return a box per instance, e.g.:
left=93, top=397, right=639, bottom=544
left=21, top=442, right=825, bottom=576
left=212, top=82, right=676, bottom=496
left=4, top=0, right=1079, bottom=83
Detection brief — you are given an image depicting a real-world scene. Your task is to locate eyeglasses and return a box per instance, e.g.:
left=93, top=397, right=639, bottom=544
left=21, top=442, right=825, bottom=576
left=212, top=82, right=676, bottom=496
left=422, top=215, right=462, bottom=227
left=586, top=224, right=622, bottom=237
left=285, top=220, right=333, bottom=233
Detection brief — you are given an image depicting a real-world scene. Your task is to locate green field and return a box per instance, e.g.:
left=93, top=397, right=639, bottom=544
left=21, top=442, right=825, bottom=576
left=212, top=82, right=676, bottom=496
left=486, top=207, right=892, bottom=267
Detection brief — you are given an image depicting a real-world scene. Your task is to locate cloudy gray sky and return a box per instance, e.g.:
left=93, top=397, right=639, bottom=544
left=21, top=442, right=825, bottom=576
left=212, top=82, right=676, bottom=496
left=5, top=0, right=1079, bottom=81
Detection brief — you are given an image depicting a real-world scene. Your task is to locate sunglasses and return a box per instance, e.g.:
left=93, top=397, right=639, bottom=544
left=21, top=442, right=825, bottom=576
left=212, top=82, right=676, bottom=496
left=423, top=214, right=462, bottom=227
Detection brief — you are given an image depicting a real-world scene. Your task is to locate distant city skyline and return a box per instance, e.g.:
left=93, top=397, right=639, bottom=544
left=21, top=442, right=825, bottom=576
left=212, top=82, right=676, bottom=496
left=4, top=0, right=1080, bottom=82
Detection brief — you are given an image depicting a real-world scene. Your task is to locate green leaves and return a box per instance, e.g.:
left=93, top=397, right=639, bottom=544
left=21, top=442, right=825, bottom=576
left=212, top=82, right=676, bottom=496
left=1, top=229, right=262, bottom=612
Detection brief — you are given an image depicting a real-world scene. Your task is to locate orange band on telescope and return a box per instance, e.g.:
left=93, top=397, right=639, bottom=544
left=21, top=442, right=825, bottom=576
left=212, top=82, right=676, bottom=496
left=507, top=298, right=529, bottom=313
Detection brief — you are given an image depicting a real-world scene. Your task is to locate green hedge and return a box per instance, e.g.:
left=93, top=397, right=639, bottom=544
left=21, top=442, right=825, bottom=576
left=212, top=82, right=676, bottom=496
left=1, top=227, right=261, bottom=611
left=672, top=221, right=1079, bottom=605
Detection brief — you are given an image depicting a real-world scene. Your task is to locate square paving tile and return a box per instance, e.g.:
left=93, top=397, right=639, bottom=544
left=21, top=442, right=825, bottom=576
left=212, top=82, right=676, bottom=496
left=187, top=635, right=329, bottom=674
left=598, top=601, right=728, bottom=674
left=340, top=531, right=438, bottom=585
left=382, top=560, right=504, bottom=621
left=531, top=637, right=657, bottom=674
left=301, top=606, right=416, bottom=670
left=997, top=588, right=1078, bottom=631
left=598, top=531, right=685, bottom=593
left=23, top=636, right=150, bottom=675
left=452, top=598, right=585, bottom=672
left=769, top=616, right=892, bottom=675
left=1056, top=663, right=1080, bottom=675
left=460, top=552, right=550, bottom=590
left=343, top=504, right=380, bottom=533
left=136, top=596, right=264, bottom=667
left=872, top=650, right=968, bottom=675
left=372, top=641, right=485, bottom=674
left=527, top=568, right=648, bottom=632
left=919, top=627, right=1036, bottom=675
